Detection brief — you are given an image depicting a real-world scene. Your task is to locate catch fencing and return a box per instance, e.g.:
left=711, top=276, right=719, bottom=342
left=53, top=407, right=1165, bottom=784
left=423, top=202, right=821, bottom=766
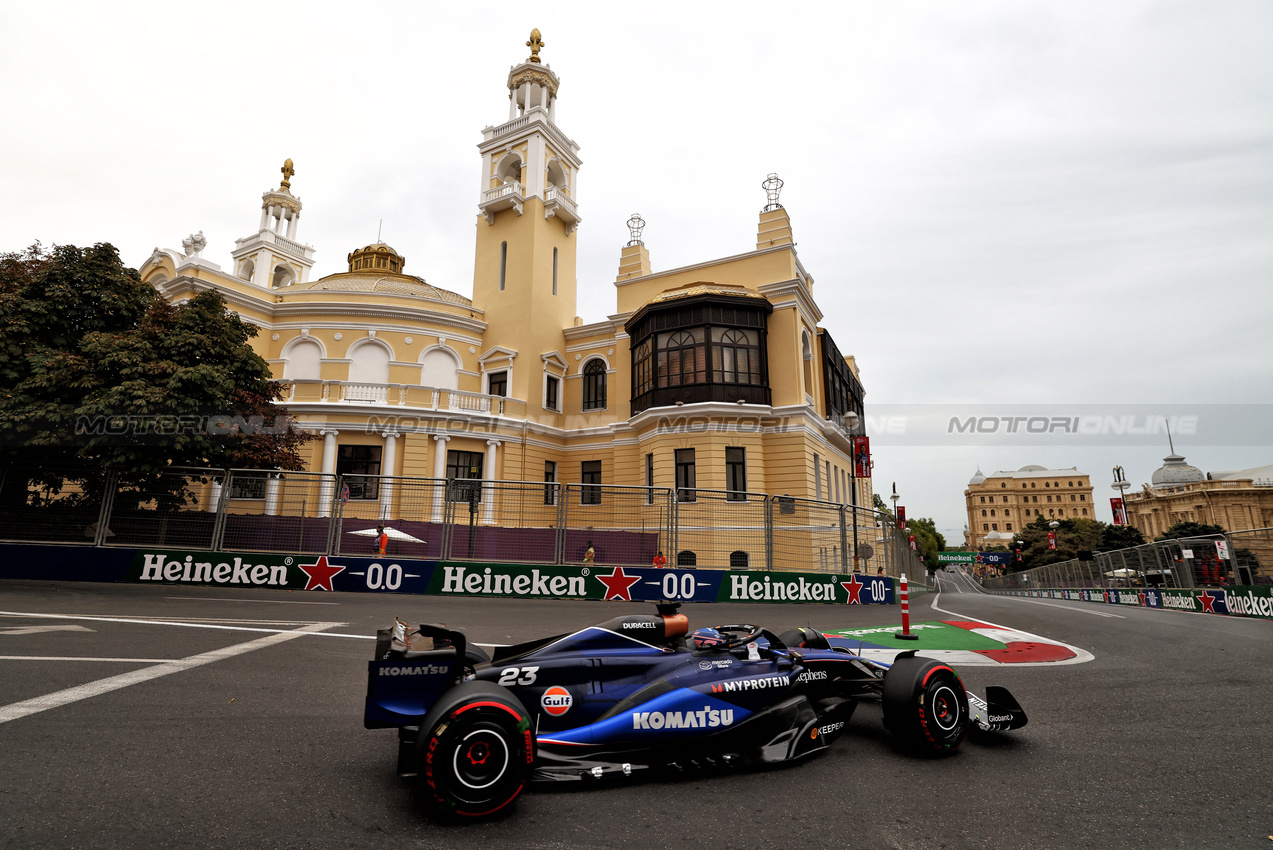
left=980, top=529, right=1271, bottom=592
left=0, top=465, right=929, bottom=577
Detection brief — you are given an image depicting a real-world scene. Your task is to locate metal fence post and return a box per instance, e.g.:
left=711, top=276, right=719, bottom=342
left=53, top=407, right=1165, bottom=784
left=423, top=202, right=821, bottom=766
left=763, top=496, right=773, bottom=571
left=93, top=469, right=117, bottom=547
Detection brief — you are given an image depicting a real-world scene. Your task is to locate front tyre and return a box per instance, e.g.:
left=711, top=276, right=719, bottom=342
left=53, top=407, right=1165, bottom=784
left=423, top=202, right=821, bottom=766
left=882, top=655, right=969, bottom=756
left=417, top=681, right=533, bottom=819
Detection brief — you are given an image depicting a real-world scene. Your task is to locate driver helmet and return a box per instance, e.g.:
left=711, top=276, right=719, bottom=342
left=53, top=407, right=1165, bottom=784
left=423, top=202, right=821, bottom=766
left=692, top=627, right=726, bottom=650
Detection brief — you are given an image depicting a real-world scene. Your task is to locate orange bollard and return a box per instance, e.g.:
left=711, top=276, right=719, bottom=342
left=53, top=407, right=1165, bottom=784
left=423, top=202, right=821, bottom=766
left=894, top=573, right=919, bottom=641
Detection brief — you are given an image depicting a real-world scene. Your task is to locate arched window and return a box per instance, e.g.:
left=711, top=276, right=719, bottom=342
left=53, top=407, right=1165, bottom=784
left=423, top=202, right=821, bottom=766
left=676, top=550, right=697, bottom=567
left=712, top=328, right=761, bottom=384
left=271, top=264, right=295, bottom=288
left=282, top=339, right=322, bottom=381
left=659, top=330, right=705, bottom=387
left=420, top=347, right=461, bottom=390
left=347, top=341, right=390, bottom=402
left=632, top=338, right=654, bottom=396
left=582, top=360, right=607, bottom=410
left=729, top=550, right=749, bottom=569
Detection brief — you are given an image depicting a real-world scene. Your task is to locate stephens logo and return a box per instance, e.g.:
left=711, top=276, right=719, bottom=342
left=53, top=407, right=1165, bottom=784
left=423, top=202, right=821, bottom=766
left=633, top=706, right=734, bottom=730
left=541, top=686, right=573, bottom=716
left=796, top=670, right=828, bottom=683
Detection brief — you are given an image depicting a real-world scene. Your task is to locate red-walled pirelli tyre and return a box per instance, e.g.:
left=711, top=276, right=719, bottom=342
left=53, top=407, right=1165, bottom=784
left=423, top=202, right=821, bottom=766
left=416, top=681, right=534, bottom=820
left=882, top=655, right=969, bottom=756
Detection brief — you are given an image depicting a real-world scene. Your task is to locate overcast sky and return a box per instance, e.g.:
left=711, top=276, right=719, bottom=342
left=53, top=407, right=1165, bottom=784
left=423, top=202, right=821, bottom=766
left=3, top=2, right=1270, bottom=541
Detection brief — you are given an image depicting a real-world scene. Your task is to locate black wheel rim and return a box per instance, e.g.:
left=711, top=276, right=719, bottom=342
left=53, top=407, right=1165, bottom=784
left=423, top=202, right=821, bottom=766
left=452, top=724, right=512, bottom=792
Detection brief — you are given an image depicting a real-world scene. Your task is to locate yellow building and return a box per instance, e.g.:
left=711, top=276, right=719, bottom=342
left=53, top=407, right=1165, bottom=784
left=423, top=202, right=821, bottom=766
left=963, top=466, right=1095, bottom=550
left=138, top=32, right=871, bottom=566
left=1123, top=453, right=1273, bottom=539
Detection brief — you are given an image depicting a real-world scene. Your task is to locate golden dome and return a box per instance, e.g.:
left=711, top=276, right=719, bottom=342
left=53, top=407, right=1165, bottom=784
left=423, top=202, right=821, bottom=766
left=347, top=243, right=405, bottom=275
left=646, top=281, right=767, bottom=305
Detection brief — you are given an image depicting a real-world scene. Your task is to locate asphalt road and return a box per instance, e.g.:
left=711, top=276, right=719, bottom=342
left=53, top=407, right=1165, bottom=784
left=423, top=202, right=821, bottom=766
left=2, top=573, right=1271, bottom=849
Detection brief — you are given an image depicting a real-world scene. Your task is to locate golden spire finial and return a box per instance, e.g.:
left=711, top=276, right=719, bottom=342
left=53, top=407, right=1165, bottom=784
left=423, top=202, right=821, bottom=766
left=280, top=158, right=295, bottom=190
left=526, top=28, right=544, bottom=64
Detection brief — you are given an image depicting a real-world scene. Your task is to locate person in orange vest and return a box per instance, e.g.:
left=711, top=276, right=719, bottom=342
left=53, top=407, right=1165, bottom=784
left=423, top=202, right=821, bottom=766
left=375, top=524, right=389, bottom=557
left=653, top=551, right=667, bottom=569
left=583, top=541, right=595, bottom=567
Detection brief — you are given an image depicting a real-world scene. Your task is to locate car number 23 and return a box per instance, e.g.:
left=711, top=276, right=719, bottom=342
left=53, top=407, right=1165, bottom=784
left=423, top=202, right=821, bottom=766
left=497, top=666, right=540, bottom=686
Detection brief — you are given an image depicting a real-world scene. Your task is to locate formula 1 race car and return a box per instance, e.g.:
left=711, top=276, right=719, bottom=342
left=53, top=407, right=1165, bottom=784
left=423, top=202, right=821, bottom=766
left=364, top=603, right=1027, bottom=819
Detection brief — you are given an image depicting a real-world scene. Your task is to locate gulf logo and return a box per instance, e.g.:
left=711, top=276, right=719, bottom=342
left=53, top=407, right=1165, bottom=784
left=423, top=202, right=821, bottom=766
left=541, top=686, right=573, bottom=716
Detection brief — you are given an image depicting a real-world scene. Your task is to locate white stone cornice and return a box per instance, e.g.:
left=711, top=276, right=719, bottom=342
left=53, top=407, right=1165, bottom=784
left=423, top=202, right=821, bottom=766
left=757, top=278, right=824, bottom=325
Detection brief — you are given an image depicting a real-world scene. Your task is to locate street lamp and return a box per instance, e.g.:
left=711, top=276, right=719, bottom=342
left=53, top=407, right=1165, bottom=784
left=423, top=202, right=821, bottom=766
left=844, top=411, right=861, bottom=571
left=1111, top=465, right=1130, bottom=525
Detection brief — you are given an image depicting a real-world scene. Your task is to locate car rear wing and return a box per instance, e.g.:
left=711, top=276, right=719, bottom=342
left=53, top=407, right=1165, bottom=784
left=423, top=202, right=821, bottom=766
left=364, top=621, right=469, bottom=729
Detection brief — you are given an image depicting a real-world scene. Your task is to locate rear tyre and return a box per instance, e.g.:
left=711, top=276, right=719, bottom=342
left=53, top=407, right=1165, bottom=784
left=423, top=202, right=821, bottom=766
left=416, top=681, right=533, bottom=819
left=882, top=655, right=968, bottom=756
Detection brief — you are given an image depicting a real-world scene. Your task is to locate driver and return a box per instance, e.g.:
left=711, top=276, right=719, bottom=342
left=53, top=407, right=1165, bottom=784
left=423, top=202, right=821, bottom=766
left=691, top=627, right=727, bottom=650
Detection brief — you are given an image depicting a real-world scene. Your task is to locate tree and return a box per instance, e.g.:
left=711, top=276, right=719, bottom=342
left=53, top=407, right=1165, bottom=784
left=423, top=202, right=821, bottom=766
left=1101, top=523, right=1146, bottom=550
left=0, top=243, right=312, bottom=507
left=906, top=516, right=946, bottom=573
left=1157, top=521, right=1225, bottom=541
left=1013, top=515, right=1104, bottom=569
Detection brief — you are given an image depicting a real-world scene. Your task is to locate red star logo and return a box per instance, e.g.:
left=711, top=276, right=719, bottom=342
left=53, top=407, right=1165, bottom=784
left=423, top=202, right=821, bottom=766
left=595, top=566, right=640, bottom=601
left=297, top=555, right=346, bottom=591
left=841, top=575, right=864, bottom=604
left=1198, top=591, right=1216, bottom=613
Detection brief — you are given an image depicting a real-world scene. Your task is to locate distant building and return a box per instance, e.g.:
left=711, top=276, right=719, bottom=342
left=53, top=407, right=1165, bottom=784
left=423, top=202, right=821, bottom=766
left=963, top=465, right=1095, bottom=550
left=1123, top=452, right=1273, bottom=539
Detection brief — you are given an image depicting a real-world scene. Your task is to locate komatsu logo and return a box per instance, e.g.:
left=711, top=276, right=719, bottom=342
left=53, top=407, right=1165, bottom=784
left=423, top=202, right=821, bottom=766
left=378, top=665, right=448, bottom=676
left=632, top=706, right=735, bottom=730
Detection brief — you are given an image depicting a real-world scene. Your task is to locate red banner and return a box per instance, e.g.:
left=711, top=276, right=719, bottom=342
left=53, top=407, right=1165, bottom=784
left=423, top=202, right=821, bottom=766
left=909, top=534, right=917, bottom=551
left=1047, top=531, right=1057, bottom=550
left=852, top=436, right=871, bottom=479
left=1110, top=497, right=1127, bottom=526
left=896, top=506, right=906, bottom=529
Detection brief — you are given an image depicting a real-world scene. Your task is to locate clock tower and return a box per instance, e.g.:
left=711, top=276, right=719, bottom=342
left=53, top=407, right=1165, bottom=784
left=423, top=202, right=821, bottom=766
left=472, top=30, right=582, bottom=406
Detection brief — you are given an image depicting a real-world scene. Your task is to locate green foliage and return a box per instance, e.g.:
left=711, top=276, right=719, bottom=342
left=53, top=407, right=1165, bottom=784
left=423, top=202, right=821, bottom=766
left=1101, top=523, right=1146, bottom=550
left=905, top=516, right=946, bottom=573
left=1012, top=515, right=1105, bottom=569
left=1156, top=521, right=1225, bottom=541
left=0, top=242, right=312, bottom=503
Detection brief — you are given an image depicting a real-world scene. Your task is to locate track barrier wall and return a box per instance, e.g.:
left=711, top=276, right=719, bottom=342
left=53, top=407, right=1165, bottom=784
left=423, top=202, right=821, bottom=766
left=0, top=542, right=895, bottom=605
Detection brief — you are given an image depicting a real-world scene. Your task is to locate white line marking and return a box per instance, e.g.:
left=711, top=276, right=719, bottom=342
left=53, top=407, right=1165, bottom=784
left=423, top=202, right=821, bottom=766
left=0, top=625, right=95, bottom=635
left=0, top=622, right=340, bottom=725
left=0, top=611, right=347, bottom=634
left=163, top=596, right=341, bottom=606
left=0, top=656, right=175, bottom=663
left=1010, top=598, right=1125, bottom=618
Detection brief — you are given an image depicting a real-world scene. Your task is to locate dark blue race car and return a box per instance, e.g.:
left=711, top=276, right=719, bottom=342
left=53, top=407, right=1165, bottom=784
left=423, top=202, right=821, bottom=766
left=364, top=602, right=1027, bottom=819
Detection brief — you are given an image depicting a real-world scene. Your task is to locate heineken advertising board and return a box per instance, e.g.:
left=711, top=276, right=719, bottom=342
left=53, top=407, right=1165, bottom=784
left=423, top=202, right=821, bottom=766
left=1006, top=584, right=1272, bottom=620
left=0, top=543, right=893, bottom=605
left=938, top=552, right=975, bottom=564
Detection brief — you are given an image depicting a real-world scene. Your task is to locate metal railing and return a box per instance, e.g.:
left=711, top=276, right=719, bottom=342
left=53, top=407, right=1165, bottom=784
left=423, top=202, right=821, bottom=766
left=980, top=529, right=1272, bottom=591
left=0, top=465, right=931, bottom=578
